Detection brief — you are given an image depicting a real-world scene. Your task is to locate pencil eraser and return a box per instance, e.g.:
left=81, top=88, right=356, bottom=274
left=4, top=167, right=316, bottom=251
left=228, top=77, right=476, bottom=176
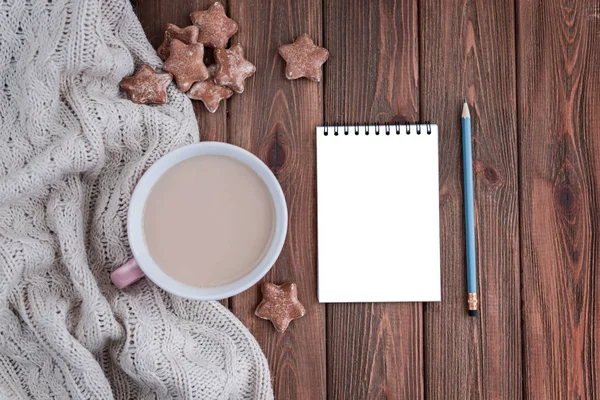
left=468, top=310, right=478, bottom=317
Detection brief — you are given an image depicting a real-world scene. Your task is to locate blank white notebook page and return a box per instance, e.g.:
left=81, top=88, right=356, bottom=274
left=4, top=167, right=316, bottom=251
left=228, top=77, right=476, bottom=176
left=316, top=124, right=441, bottom=302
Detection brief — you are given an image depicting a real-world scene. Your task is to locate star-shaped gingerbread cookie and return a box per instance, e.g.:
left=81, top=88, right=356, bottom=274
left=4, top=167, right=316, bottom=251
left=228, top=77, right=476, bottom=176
left=190, top=2, right=238, bottom=49
left=278, top=34, right=329, bottom=82
left=255, top=282, right=306, bottom=333
left=120, top=64, right=172, bottom=104
left=187, top=72, right=233, bottom=113
left=163, top=39, right=210, bottom=92
left=214, top=44, right=256, bottom=93
left=157, top=23, right=200, bottom=61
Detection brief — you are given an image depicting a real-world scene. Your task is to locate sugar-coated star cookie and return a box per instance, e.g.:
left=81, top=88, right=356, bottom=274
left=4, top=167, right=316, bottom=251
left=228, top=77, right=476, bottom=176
left=214, top=44, right=256, bottom=94
left=157, top=23, right=200, bottom=61
left=278, top=34, right=329, bottom=82
left=255, top=282, right=306, bottom=333
left=187, top=78, right=233, bottom=113
left=163, top=39, right=210, bottom=92
left=190, top=2, right=238, bottom=49
left=120, top=64, right=172, bottom=104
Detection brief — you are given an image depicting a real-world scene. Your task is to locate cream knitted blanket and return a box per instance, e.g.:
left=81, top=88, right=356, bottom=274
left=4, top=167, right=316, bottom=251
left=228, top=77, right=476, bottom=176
left=0, top=0, right=273, bottom=398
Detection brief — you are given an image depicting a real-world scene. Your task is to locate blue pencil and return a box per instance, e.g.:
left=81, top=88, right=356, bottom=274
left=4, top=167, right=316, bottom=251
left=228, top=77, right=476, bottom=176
left=462, top=98, right=478, bottom=317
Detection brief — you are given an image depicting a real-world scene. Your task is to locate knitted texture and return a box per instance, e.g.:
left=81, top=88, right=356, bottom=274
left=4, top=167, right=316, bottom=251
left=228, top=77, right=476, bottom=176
left=0, top=0, right=273, bottom=399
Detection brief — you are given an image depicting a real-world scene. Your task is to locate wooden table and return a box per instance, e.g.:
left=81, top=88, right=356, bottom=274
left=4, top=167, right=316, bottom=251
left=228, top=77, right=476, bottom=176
left=134, top=1, right=599, bottom=398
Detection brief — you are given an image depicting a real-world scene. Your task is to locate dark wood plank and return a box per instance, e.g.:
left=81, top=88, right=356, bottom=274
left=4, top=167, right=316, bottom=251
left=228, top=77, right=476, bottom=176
left=226, top=1, right=327, bottom=399
left=419, top=0, right=522, bottom=398
left=323, top=1, right=423, bottom=399
left=517, top=1, right=600, bottom=398
left=135, top=0, right=228, bottom=143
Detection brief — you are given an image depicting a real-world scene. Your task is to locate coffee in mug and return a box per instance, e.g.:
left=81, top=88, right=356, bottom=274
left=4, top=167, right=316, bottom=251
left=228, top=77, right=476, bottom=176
left=143, top=155, right=276, bottom=287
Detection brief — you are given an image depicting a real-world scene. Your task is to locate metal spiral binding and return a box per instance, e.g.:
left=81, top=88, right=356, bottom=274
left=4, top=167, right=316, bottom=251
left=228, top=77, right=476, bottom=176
left=322, top=123, right=432, bottom=136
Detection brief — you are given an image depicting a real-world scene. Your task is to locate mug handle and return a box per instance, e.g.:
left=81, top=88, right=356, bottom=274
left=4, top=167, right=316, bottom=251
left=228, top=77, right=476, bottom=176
left=111, top=258, right=146, bottom=289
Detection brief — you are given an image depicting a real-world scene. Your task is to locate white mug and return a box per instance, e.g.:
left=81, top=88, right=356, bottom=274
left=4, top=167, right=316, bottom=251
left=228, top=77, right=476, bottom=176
left=111, top=142, right=288, bottom=300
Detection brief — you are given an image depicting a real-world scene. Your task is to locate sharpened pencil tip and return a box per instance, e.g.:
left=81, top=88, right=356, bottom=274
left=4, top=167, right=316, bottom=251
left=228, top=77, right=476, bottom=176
left=462, top=100, right=470, bottom=118
left=464, top=96, right=467, bottom=104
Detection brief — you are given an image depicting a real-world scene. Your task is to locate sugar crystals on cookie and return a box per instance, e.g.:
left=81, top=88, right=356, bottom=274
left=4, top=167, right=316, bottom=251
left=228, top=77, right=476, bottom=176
left=120, top=64, right=172, bottom=105
left=278, top=34, right=329, bottom=82
left=190, top=2, right=238, bottom=49
left=157, top=23, right=200, bottom=61
left=163, top=39, right=210, bottom=92
left=214, top=44, right=256, bottom=94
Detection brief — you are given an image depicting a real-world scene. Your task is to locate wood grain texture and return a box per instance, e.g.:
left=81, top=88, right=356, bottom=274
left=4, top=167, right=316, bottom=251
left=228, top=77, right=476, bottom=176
left=517, top=1, right=600, bottom=398
left=419, top=0, right=522, bottom=398
left=323, top=1, right=423, bottom=399
left=226, top=1, right=327, bottom=399
left=135, top=0, right=228, bottom=143
left=132, top=1, right=600, bottom=398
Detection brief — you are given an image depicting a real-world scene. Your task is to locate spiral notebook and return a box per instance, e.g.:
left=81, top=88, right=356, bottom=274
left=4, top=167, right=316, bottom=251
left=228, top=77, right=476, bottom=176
left=316, top=124, right=441, bottom=302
